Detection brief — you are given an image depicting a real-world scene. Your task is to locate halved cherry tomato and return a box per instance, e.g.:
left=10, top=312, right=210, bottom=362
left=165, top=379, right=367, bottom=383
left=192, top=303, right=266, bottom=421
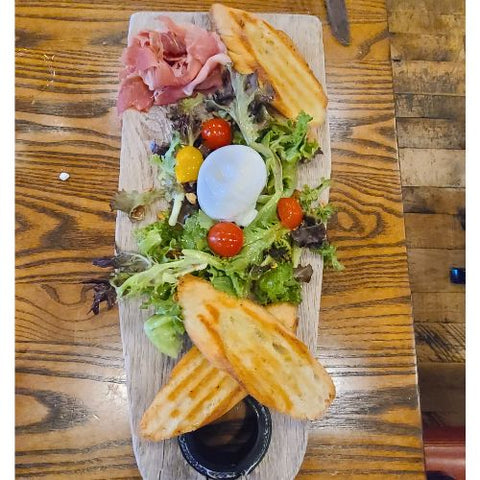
left=277, top=197, right=304, bottom=230
left=201, top=118, right=232, bottom=150
left=207, top=222, right=244, bottom=257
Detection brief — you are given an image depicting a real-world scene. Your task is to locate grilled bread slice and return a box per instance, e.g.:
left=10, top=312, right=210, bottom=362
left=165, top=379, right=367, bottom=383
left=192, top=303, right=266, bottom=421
left=210, top=3, right=328, bottom=127
left=139, top=302, right=297, bottom=441
left=177, top=275, right=335, bottom=420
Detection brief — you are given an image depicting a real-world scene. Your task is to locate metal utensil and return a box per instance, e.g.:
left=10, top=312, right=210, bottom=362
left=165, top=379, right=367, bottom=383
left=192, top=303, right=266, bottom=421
left=325, top=0, right=351, bottom=46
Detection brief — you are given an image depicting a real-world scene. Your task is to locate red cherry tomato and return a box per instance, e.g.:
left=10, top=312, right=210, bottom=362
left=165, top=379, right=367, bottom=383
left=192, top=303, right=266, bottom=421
left=207, top=222, right=244, bottom=257
left=201, top=118, right=232, bottom=150
left=277, top=197, right=304, bottom=230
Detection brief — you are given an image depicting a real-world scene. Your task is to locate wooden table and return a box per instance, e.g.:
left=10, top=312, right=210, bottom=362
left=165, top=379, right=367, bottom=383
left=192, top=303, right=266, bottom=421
left=15, top=1, right=426, bottom=478
left=387, top=0, right=466, bottom=428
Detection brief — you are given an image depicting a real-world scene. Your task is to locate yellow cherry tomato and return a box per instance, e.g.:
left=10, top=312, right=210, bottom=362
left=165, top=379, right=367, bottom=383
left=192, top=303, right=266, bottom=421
left=175, top=146, right=203, bottom=183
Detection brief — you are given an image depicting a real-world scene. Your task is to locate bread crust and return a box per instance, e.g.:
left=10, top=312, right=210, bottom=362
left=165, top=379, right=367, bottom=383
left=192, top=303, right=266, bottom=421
left=139, top=300, right=298, bottom=441
left=210, top=3, right=328, bottom=127
left=177, top=275, right=336, bottom=421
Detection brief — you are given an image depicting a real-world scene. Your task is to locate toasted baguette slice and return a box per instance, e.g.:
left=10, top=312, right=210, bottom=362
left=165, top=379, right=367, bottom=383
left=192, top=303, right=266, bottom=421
left=177, top=276, right=335, bottom=420
left=210, top=3, right=328, bottom=127
left=139, top=302, right=297, bottom=441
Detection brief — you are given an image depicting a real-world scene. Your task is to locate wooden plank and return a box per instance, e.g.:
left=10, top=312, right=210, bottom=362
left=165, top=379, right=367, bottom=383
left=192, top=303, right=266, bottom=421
left=397, top=118, right=465, bottom=149
left=388, top=10, right=465, bottom=35
left=399, top=149, right=465, bottom=187
left=402, top=187, right=465, bottom=214
left=395, top=94, right=464, bottom=119
left=116, top=12, right=330, bottom=480
left=15, top=281, right=141, bottom=479
left=392, top=61, right=465, bottom=95
left=391, top=33, right=465, bottom=62
left=14, top=0, right=390, bottom=26
left=404, top=213, right=465, bottom=249
left=417, top=363, right=465, bottom=426
left=407, top=248, right=465, bottom=293
left=412, top=292, right=465, bottom=324
left=323, top=22, right=390, bottom=63
left=415, top=323, right=465, bottom=363
left=15, top=283, right=121, bottom=344
left=386, top=0, right=465, bottom=15
left=16, top=371, right=142, bottom=479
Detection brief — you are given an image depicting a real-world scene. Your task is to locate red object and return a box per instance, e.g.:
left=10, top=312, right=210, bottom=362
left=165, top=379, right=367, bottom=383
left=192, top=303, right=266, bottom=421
left=207, top=222, right=244, bottom=257
left=424, top=427, right=465, bottom=480
left=277, top=197, right=304, bottom=229
left=117, top=17, right=230, bottom=114
left=201, top=118, right=233, bottom=150
left=116, top=76, right=154, bottom=115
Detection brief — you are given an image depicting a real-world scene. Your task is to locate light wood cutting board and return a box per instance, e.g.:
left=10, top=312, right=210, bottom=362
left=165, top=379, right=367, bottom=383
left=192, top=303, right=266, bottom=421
left=115, top=11, right=331, bottom=480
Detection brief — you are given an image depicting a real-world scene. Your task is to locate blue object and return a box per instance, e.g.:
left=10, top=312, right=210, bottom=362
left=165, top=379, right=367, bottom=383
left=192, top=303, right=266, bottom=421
left=150, top=140, right=159, bottom=154
left=450, top=267, right=465, bottom=285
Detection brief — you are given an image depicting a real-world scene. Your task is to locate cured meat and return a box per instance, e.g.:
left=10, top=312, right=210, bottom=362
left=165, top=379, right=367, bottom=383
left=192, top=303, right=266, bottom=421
left=118, top=16, right=231, bottom=114
left=182, top=54, right=229, bottom=96
left=116, top=76, right=154, bottom=114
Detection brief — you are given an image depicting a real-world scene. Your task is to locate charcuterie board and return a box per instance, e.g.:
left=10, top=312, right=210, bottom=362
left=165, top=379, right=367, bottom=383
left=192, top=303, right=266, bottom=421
left=115, top=11, right=331, bottom=480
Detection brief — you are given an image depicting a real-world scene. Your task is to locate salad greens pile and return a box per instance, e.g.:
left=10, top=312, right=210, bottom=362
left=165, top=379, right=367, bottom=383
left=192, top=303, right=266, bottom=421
left=92, top=68, right=342, bottom=358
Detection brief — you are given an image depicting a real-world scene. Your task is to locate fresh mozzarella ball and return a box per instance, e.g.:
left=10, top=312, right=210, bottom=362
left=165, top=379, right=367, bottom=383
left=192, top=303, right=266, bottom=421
left=197, top=145, right=267, bottom=227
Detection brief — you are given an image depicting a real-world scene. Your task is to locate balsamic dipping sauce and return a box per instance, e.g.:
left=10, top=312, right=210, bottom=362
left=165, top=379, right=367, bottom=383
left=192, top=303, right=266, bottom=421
left=178, top=396, right=271, bottom=479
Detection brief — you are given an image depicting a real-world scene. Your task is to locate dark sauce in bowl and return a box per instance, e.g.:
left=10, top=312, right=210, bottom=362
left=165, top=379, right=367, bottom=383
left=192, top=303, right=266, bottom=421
left=178, top=396, right=271, bottom=479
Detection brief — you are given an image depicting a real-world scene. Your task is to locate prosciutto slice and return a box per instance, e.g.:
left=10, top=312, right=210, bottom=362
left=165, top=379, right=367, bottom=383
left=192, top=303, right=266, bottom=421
left=117, top=76, right=153, bottom=114
left=117, top=16, right=231, bottom=115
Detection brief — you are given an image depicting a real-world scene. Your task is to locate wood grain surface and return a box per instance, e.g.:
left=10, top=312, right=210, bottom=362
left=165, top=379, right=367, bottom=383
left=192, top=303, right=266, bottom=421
left=15, top=1, right=426, bottom=478
left=387, top=0, right=465, bottom=428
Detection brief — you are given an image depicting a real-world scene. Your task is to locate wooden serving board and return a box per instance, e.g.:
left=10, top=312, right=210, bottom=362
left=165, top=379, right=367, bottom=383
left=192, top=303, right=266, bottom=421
left=115, top=11, right=331, bottom=480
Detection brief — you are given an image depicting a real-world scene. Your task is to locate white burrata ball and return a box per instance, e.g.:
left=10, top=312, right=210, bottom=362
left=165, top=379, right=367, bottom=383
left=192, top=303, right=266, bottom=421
left=197, top=145, right=267, bottom=227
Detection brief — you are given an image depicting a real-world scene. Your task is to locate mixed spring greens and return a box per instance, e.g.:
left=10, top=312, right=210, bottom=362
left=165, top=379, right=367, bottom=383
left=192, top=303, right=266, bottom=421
left=91, top=68, right=342, bottom=358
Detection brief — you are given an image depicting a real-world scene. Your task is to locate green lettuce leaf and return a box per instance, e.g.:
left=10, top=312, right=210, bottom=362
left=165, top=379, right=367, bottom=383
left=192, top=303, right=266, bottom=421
left=144, top=314, right=185, bottom=358
left=135, top=220, right=181, bottom=261
left=207, top=267, right=244, bottom=297
left=259, top=112, right=320, bottom=195
left=298, top=180, right=335, bottom=224
left=111, top=250, right=213, bottom=357
left=114, top=254, right=208, bottom=299
left=180, top=210, right=214, bottom=251
left=253, top=262, right=302, bottom=305
left=134, top=210, right=214, bottom=262
left=142, top=283, right=185, bottom=358
left=150, top=133, right=185, bottom=226
left=294, top=181, right=343, bottom=270
left=226, top=222, right=288, bottom=276
left=314, top=242, right=344, bottom=271
left=207, top=67, right=274, bottom=147
left=150, top=133, right=180, bottom=188
left=110, top=189, right=162, bottom=221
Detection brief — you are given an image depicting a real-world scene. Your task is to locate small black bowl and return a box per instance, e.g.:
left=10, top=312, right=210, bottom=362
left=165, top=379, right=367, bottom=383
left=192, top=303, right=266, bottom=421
left=178, top=396, right=272, bottom=479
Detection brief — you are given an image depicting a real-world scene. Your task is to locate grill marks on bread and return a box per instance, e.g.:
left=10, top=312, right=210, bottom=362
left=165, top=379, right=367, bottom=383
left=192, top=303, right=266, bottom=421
left=210, top=3, right=328, bottom=127
left=178, top=276, right=336, bottom=421
left=139, top=299, right=298, bottom=441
